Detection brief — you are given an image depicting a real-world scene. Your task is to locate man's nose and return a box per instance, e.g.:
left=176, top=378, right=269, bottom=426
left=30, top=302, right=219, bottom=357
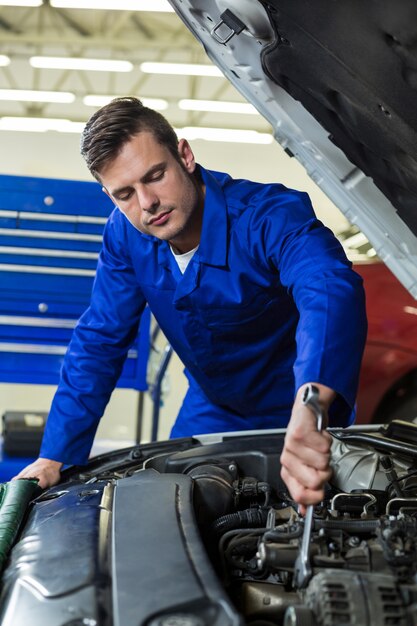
left=137, top=186, right=159, bottom=213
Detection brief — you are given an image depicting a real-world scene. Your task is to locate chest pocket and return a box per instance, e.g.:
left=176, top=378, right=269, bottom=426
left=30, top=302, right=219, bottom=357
left=199, top=292, right=286, bottom=338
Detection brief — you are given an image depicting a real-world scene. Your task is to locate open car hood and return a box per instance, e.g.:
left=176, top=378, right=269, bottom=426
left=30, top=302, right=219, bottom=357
left=168, top=0, right=417, bottom=298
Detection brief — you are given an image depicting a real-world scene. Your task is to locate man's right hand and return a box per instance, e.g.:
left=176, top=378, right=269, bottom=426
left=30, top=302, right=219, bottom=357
left=280, top=383, right=334, bottom=514
left=13, top=457, right=63, bottom=489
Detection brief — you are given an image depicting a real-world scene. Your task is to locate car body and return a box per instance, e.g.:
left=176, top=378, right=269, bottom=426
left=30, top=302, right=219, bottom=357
left=356, top=260, right=417, bottom=424
left=2, top=2, right=417, bottom=626
left=340, top=229, right=417, bottom=423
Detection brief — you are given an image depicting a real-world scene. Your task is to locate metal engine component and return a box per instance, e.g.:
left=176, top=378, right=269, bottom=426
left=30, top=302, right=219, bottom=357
left=240, top=581, right=299, bottom=622
left=330, top=436, right=413, bottom=492
left=304, top=570, right=408, bottom=626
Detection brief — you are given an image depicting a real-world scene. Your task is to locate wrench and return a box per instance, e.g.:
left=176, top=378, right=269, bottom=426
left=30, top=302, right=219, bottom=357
left=292, top=384, right=324, bottom=589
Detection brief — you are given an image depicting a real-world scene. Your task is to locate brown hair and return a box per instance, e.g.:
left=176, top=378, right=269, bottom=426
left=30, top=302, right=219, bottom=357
left=80, top=96, right=179, bottom=180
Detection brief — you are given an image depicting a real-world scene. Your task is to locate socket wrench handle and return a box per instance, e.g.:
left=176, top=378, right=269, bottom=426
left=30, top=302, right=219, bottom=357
left=293, top=384, right=325, bottom=589
left=302, top=384, right=323, bottom=433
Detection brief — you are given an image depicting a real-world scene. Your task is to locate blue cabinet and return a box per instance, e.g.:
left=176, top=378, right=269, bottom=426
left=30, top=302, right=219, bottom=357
left=0, top=173, right=149, bottom=390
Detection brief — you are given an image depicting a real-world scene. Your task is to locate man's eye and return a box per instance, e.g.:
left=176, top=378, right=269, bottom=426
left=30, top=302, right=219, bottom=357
left=117, top=191, right=133, bottom=201
left=150, top=170, right=165, bottom=182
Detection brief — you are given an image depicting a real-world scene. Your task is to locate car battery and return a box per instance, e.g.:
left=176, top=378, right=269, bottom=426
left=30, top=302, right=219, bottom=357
left=2, top=411, right=47, bottom=457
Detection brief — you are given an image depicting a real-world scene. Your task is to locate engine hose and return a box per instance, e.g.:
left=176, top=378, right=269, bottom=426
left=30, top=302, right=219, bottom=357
left=0, top=479, right=41, bottom=571
left=332, top=432, right=417, bottom=459
left=212, top=508, right=269, bottom=536
left=314, top=518, right=379, bottom=532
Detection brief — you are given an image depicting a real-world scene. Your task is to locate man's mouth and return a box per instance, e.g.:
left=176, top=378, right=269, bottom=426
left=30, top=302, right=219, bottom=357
left=148, top=210, right=172, bottom=226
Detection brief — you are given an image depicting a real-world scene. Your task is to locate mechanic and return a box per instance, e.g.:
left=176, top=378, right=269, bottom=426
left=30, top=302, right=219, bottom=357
left=15, top=97, right=367, bottom=509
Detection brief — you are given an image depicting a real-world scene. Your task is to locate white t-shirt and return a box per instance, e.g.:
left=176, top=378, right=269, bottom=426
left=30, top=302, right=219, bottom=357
left=170, top=245, right=199, bottom=274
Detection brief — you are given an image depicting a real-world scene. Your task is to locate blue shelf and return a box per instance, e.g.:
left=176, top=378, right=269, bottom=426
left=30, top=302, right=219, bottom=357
left=0, top=173, right=149, bottom=391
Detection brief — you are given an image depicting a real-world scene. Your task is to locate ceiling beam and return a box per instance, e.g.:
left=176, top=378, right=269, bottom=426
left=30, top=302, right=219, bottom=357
left=51, top=7, right=91, bottom=37
left=0, top=32, right=199, bottom=50
left=0, top=15, right=21, bottom=34
left=0, top=111, right=269, bottom=130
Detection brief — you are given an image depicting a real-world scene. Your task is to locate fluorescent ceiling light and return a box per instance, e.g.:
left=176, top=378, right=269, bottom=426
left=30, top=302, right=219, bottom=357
left=0, top=117, right=85, bottom=133
left=30, top=56, right=133, bottom=72
left=0, top=0, right=42, bottom=5
left=50, top=0, right=174, bottom=10
left=83, top=95, right=168, bottom=110
left=0, top=117, right=272, bottom=142
left=140, top=62, right=223, bottom=78
left=0, top=89, right=75, bottom=103
left=179, top=99, right=258, bottom=115
left=179, top=127, right=273, bottom=145
left=0, top=55, right=11, bottom=66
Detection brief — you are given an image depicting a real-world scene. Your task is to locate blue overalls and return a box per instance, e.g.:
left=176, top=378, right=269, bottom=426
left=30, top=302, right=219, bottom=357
left=40, top=166, right=367, bottom=465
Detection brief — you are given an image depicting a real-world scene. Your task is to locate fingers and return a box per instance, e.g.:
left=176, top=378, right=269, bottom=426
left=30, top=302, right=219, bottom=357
left=282, top=432, right=332, bottom=472
left=281, top=444, right=332, bottom=489
left=280, top=463, right=331, bottom=508
left=280, top=389, right=334, bottom=508
left=280, top=430, right=333, bottom=507
left=13, top=458, right=63, bottom=490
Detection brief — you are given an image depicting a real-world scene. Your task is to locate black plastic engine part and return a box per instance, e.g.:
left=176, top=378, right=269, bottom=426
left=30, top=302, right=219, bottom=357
left=212, top=508, right=269, bottom=536
left=186, top=463, right=235, bottom=525
left=111, top=469, right=243, bottom=626
left=382, top=420, right=417, bottom=445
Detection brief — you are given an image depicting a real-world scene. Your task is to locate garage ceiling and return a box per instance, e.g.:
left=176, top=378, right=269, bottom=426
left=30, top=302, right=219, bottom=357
left=0, top=1, right=271, bottom=134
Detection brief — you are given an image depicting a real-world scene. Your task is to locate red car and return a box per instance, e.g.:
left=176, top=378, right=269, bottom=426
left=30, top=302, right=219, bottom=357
left=341, top=228, right=417, bottom=424
left=356, top=262, right=417, bottom=424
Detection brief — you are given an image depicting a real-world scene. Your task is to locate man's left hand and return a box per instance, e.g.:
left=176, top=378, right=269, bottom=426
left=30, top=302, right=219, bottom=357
left=280, top=383, right=335, bottom=514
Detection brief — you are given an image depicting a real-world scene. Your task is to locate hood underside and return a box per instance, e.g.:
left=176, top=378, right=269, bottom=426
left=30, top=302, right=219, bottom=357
left=169, top=0, right=417, bottom=298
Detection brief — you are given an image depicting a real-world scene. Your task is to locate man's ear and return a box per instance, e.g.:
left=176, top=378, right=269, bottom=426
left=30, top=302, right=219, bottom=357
left=178, top=138, right=196, bottom=174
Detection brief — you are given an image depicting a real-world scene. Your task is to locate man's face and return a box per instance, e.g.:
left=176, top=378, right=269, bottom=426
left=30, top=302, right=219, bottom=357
left=100, top=131, right=204, bottom=253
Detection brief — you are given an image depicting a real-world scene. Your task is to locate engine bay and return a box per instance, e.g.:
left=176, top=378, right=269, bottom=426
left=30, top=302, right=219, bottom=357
left=1, top=422, right=417, bottom=626
left=186, top=433, right=417, bottom=625
left=149, top=422, right=417, bottom=625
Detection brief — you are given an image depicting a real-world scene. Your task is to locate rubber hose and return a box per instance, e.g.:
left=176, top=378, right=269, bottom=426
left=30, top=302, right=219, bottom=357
left=212, top=508, right=268, bottom=535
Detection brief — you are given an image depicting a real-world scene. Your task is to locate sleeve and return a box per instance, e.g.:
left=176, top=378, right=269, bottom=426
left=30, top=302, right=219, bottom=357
left=249, top=187, right=368, bottom=425
left=40, top=210, right=147, bottom=465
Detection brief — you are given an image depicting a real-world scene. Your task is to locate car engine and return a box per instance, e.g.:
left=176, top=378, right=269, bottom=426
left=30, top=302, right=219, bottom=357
left=157, top=421, right=417, bottom=626
left=1, top=421, right=417, bottom=626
